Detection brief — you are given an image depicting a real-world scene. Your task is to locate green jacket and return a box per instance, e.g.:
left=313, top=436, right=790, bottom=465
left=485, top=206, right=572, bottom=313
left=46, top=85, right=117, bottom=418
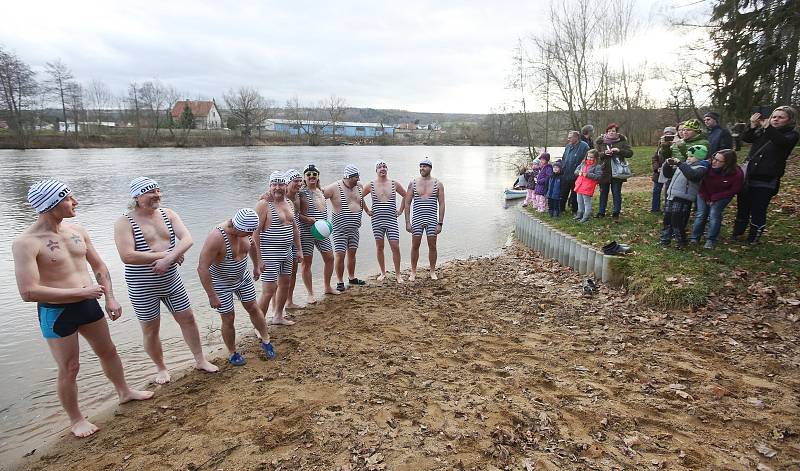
left=664, top=132, right=710, bottom=160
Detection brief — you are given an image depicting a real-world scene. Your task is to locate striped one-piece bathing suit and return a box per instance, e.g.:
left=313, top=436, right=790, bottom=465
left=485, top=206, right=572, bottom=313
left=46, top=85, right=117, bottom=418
left=209, top=227, right=257, bottom=314
left=299, top=188, right=333, bottom=257
left=411, top=179, right=440, bottom=237
left=331, top=182, right=363, bottom=253
left=369, top=181, right=400, bottom=241
left=259, top=201, right=295, bottom=283
left=124, top=209, right=191, bottom=322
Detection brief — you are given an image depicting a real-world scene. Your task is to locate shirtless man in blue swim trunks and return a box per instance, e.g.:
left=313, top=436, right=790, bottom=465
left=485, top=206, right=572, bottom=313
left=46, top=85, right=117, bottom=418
left=324, top=164, right=370, bottom=291
left=405, top=158, right=446, bottom=280
left=13, top=180, right=153, bottom=438
left=113, top=177, right=218, bottom=385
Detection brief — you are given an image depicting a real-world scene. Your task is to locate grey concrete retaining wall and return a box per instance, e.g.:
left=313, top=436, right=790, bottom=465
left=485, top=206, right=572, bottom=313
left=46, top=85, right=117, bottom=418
left=514, top=209, right=625, bottom=286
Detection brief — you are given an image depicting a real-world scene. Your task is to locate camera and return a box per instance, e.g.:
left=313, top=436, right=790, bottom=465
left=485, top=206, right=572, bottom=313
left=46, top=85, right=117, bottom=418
left=663, top=135, right=675, bottom=142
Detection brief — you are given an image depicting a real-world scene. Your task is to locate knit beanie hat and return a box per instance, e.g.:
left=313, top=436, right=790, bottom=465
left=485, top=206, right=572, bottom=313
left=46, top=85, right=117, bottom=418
left=683, top=119, right=702, bottom=132
left=687, top=144, right=708, bottom=159
left=703, top=112, right=720, bottom=122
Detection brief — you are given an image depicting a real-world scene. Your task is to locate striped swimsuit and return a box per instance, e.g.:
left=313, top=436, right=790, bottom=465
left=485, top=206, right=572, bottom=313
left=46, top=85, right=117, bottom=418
left=259, top=201, right=295, bottom=283
left=411, top=179, right=440, bottom=237
left=299, top=188, right=333, bottom=257
left=331, top=182, right=363, bottom=253
left=209, top=227, right=257, bottom=314
left=124, top=209, right=191, bottom=322
left=369, top=181, right=400, bottom=241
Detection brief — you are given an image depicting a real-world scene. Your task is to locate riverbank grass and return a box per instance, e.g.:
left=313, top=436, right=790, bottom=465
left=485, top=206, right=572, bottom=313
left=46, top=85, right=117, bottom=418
left=528, top=147, right=800, bottom=308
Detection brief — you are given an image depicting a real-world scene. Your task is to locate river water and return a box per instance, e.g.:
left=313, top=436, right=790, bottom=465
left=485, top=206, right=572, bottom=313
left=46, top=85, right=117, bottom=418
left=0, top=145, right=543, bottom=463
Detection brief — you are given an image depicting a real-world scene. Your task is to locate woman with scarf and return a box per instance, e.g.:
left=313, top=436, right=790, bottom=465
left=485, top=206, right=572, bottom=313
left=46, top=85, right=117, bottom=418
left=732, top=106, right=799, bottom=244
left=594, top=123, right=633, bottom=221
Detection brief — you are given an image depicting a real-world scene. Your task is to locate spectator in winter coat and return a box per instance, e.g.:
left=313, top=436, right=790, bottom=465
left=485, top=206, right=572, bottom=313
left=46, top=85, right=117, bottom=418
left=651, top=126, right=677, bottom=213
left=733, top=105, right=799, bottom=244
left=595, top=123, right=633, bottom=221
left=533, top=153, right=552, bottom=212
left=660, top=145, right=710, bottom=247
left=690, top=149, right=744, bottom=249
left=561, top=131, right=589, bottom=215
left=545, top=162, right=564, bottom=217
left=573, top=150, right=603, bottom=223
left=664, top=118, right=710, bottom=161
left=522, top=161, right=541, bottom=208
left=704, top=111, right=733, bottom=156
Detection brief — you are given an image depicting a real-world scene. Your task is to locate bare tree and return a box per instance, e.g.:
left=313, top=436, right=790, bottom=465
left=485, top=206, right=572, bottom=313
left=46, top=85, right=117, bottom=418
left=223, top=86, right=273, bottom=145
left=509, top=40, right=536, bottom=159
left=529, top=0, right=605, bottom=130
left=66, top=82, right=84, bottom=143
left=84, top=79, right=113, bottom=126
left=285, top=95, right=324, bottom=145
left=128, top=82, right=144, bottom=146
left=139, top=80, right=176, bottom=144
left=0, top=47, right=38, bottom=147
left=324, top=95, right=347, bottom=141
left=44, top=59, right=76, bottom=136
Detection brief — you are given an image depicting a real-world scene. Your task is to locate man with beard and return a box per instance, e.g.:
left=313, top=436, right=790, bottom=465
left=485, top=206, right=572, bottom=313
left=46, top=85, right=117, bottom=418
left=14, top=180, right=154, bottom=438
left=404, top=158, right=446, bottom=281
left=114, top=177, right=218, bottom=385
left=255, top=171, right=303, bottom=326
left=363, top=159, right=407, bottom=282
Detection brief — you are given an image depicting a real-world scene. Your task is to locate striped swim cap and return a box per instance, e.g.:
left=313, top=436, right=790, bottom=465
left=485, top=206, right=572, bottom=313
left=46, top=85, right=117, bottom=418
left=269, top=171, right=287, bottom=184
left=27, top=180, right=71, bottom=213
left=343, top=164, right=359, bottom=178
left=130, top=176, right=159, bottom=197
left=375, top=159, right=388, bottom=170
left=284, top=169, right=302, bottom=181
left=419, top=158, right=433, bottom=167
left=232, top=208, right=259, bottom=233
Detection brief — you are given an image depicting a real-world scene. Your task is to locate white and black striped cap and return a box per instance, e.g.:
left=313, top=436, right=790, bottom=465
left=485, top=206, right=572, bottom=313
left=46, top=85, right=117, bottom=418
left=129, top=176, right=159, bottom=197
left=375, top=159, right=388, bottom=170
left=232, top=208, right=259, bottom=233
left=284, top=169, right=302, bottom=181
left=27, top=180, right=72, bottom=213
left=343, top=164, right=360, bottom=178
left=269, top=171, right=287, bottom=184
left=419, top=158, right=433, bottom=167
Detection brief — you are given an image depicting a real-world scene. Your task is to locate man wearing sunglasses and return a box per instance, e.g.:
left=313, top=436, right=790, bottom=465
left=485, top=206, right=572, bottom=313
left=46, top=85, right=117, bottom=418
left=324, top=164, right=370, bottom=291
left=297, top=165, right=338, bottom=302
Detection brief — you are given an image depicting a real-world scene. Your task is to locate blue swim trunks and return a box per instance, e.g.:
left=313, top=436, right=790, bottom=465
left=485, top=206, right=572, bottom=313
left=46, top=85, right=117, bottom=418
left=37, top=299, right=105, bottom=339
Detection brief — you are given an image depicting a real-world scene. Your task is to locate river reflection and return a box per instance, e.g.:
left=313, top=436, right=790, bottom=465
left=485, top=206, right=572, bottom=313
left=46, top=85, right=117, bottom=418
left=0, top=145, right=540, bottom=463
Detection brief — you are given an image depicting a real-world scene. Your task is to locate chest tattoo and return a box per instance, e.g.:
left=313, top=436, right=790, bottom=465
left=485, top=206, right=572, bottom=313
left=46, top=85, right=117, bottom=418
left=71, top=234, right=82, bottom=245
left=47, top=240, right=60, bottom=251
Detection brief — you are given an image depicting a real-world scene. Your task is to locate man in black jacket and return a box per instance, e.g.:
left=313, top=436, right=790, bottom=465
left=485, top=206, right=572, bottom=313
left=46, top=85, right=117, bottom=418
left=704, top=112, right=733, bottom=156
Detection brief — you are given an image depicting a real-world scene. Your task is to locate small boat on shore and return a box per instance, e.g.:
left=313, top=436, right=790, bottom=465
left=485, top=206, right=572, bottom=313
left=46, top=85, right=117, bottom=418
left=504, top=188, right=526, bottom=200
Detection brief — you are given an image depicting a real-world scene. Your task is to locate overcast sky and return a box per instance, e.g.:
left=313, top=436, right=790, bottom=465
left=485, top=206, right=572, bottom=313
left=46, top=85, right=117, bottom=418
left=2, top=0, right=701, bottom=114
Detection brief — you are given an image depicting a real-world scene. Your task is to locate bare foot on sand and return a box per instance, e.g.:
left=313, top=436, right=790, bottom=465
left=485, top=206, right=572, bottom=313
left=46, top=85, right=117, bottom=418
left=195, top=359, right=219, bottom=373
left=324, top=287, right=341, bottom=295
left=286, top=303, right=304, bottom=309
left=377, top=273, right=386, bottom=282
left=409, top=271, right=417, bottom=281
left=71, top=419, right=99, bottom=438
left=154, top=369, right=171, bottom=385
left=269, top=316, right=296, bottom=326
left=430, top=271, right=438, bottom=280
left=306, top=295, right=317, bottom=304
left=119, top=389, right=155, bottom=404
left=397, top=274, right=405, bottom=284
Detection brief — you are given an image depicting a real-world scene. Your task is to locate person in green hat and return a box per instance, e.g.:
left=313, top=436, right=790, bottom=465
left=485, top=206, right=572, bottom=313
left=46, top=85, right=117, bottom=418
left=659, top=144, right=710, bottom=247
left=663, top=119, right=710, bottom=161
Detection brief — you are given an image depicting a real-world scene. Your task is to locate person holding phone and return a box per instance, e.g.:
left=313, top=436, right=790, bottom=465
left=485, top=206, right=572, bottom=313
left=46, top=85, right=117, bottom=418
left=650, top=126, right=677, bottom=213
left=732, top=106, right=799, bottom=244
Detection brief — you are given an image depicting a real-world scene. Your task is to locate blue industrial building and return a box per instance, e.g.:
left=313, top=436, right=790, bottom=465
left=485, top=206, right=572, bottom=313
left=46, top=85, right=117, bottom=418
left=265, top=118, right=395, bottom=137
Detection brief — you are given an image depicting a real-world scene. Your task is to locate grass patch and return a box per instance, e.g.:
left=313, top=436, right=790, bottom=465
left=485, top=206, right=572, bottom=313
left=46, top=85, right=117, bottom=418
left=524, top=146, right=800, bottom=309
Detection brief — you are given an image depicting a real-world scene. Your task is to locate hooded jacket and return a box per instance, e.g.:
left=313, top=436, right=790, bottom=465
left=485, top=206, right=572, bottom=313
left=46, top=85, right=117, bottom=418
left=574, top=158, right=602, bottom=196
left=663, top=159, right=709, bottom=202
left=535, top=163, right=553, bottom=195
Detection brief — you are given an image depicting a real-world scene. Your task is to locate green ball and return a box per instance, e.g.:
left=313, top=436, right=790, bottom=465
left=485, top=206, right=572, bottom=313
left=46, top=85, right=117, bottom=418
left=311, top=219, right=333, bottom=240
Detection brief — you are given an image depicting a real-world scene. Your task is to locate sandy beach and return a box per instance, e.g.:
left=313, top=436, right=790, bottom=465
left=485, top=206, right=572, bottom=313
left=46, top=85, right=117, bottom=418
left=17, top=243, right=800, bottom=470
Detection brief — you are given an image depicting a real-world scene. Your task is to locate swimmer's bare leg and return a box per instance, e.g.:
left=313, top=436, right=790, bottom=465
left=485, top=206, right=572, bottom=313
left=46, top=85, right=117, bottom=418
left=140, top=317, right=171, bottom=384
left=173, top=309, right=219, bottom=373
left=285, top=257, right=303, bottom=309
left=321, top=250, right=339, bottom=295
left=270, top=274, right=296, bottom=325
left=301, top=251, right=317, bottom=304
left=375, top=237, right=387, bottom=281
left=388, top=239, right=403, bottom=283
left=409, top=234, right=423, bottom=281
left=427, top=234, right=438, bottom=280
